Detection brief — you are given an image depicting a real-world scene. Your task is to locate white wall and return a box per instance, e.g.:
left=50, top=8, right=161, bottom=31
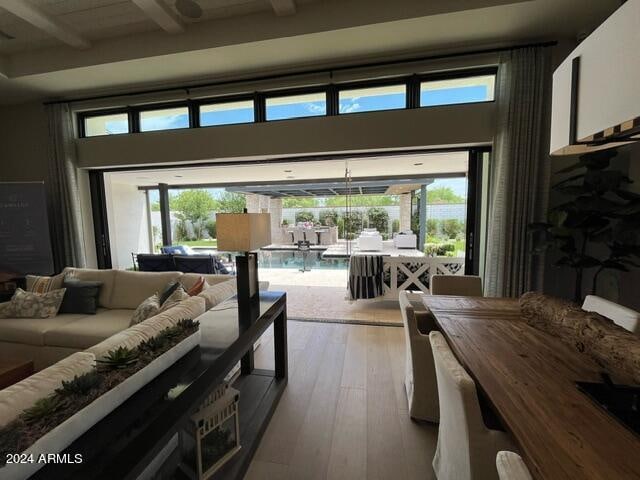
left=104, top=178, right=150, bottom=270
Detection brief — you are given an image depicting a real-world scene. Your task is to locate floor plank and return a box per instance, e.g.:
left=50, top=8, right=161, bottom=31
left=326, top=387, right=367, bottom=480
left=247, top=321, right=436, bottom=480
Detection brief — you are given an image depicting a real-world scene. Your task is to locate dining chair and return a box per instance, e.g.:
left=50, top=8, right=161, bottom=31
left=291, top=228, right=305, bottom=244
left=430, top=274, right=483, bottom=296
left=496, top=452, right=533, bottom=480
left=303, top=228, right=317, bottom=245
left=399, top=291, right=439, bottom=422
left=582, top=295, right=640, bottom=334
left=429, top=331, right=515, bottom=480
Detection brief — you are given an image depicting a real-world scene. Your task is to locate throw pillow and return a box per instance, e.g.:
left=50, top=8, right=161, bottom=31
left=130, top=294, right=161, bottom=326
left=0, top=301, right=14, bottom=319
left=10, top=288, right=66, bottom=319
left=198, top=280, right=237, bottom=310
left=158, top=281, right=181, bottom=306
left=25, top=272, right=65, bottom=294
left=160, top=285, right=189, bottom=312
left=59, top=278, right=102, bottom=315
left=186, top=276, right=205, bottom=296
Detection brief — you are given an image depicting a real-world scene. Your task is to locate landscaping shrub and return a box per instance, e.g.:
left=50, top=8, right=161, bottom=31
left=442, top=219, right=465, bottom=239
left=343, top=210, right=363, bottom=237
left=319, top=209, right=339, bottom=226
left=205, top=220, right=216, bottom=239
left=295, top=210, right=315, bottom=223
left=392, top=219, right=400, bottom=234
left=367, top=207, right=389, bottom=235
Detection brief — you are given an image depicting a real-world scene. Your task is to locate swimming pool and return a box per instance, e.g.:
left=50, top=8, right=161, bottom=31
left=258, top=250, right=349, bottom=270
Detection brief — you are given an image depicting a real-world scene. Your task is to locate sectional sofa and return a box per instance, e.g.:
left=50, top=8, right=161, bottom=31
left=0, top=268, right=237, bottom=371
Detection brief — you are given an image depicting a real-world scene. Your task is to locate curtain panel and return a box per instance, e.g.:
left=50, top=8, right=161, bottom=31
left=46, top=103, right=87, bottom=271
left=484, top=47, right=551, bottom=297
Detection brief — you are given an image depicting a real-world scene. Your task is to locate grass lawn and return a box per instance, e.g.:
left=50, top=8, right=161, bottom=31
left=181, top=239, right=218, bottom=248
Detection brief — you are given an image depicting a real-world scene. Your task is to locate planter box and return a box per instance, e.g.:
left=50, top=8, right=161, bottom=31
left=1, top=330, right=201, bottom=480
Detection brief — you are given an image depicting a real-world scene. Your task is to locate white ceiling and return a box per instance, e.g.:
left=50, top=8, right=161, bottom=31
left=105, top=151, right=469, bottom=187
left=0, top=0, right=622, bottom=104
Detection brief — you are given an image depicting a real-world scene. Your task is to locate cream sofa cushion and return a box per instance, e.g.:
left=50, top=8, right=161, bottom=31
left=151, top=296, right=206, bottom=326
left=43, top=309, right=134, bottom=350
left=63, top=268, right=117, bottom=309
left=110, top=271, right=183, bottom=309
left=0, top=351, right=95, bottom=427
left=181, top=273, right=231, bottom=290
left=198, top=279, right=237, bottom=310
left=0, top=314, right=87, bottom=346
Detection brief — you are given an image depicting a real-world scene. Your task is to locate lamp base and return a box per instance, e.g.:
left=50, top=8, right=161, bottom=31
left=236, top=252, right=260, bottom=374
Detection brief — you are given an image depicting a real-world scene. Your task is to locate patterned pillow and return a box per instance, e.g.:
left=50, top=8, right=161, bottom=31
left=159, top=285, right=189, bottom=312
left=25, top=273, right=65, bottom=294
left=11, top=288, right=66, bottom=319
left=0, top=301, right=14, bottom=319
left=130, top=294, right=161, bottom=326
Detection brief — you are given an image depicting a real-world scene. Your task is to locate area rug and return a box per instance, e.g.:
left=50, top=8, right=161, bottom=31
left=288, top=316, right=402, bottom=328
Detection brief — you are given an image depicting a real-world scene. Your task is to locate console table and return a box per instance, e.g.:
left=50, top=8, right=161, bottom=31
left=33, top=291, right=288, bottom=480
left=423, top=295, right=640, bottom=480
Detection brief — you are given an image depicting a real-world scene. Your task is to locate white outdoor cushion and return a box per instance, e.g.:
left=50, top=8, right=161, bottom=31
left=582, top=295, right=640, bottom=334
left=0, top=352, right=95, bottom=427
left=430, top=331, right=515, bottom=480
left=496, top=451, right=533, bottom=480
left=399, top=291, right=439, bottom=422
left=431, top=275, right=483, bottom=297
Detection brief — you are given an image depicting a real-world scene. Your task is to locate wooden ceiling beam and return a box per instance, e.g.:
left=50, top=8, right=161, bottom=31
left=132, top=0, right=185, bottom=34
left=270, top=0, right=296, bottom=16
left=0, top=0, right=90, bottom=49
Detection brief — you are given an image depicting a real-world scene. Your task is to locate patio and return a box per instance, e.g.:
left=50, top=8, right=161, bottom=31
left=260, top=267, right=403, bottom=325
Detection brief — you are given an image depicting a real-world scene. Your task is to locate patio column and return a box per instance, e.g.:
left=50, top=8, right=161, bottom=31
left=269, top=198, right=283, bottom=243
left=245, top=193, right=260, bottom=213
left=418, top=184, right=427, bottom=251
left=259, top=194, right=270, bottom=213
left=399, top=193, right=411, bottom=232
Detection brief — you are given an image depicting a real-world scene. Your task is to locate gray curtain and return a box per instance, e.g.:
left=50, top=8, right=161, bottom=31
left=484, top=47, right=551, bottom=297
left=46, top=103, right=87, bottom=271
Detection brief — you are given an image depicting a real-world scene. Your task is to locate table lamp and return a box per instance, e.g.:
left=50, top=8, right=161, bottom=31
left=216, top=212, right=271, bottom=326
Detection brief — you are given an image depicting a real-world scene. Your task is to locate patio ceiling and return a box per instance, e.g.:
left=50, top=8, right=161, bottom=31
left=225, top=177, right=434, bottom=197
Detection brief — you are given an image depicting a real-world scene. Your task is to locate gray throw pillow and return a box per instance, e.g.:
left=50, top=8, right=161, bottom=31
left=59, top=278, right=102, bottom=315
left=11, top=288, right=66, bottom=319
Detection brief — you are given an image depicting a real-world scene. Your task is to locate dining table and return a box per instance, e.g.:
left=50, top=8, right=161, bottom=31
left=422, top=295, right=640, bottom=480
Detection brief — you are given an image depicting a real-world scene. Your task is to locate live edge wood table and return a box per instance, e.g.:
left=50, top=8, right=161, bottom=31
left=422, top=295, right=640, bottom=480
left=33, top=291, right=288, bottom=480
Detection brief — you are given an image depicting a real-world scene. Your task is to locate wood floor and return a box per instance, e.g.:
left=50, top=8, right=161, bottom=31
left=245, top=320, right=438, bottom=480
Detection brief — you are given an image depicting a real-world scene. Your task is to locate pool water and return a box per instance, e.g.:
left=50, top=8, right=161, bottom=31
left=258, top=250, right=349, bottom=270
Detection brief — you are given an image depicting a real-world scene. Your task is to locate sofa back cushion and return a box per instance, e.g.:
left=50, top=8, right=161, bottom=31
left=64, top=268, right=117, bottom=309
left=198, top=279, right=237, bottom=310
left=0, top=351, right=95, bottom=428
left=110, top=270, right=183, bottom=309
left=181, top=273, right=231, bottom=291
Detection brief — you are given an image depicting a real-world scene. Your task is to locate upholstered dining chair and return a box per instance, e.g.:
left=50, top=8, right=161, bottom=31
left=496, top=452, right=533, bottom=480
left=399, top=291, right=439, bottom=422
left=430, top=274, right=483, bottom=296
left=582, top=295, right=640, bottom=334
left=429, top=331, right=515, bottom=480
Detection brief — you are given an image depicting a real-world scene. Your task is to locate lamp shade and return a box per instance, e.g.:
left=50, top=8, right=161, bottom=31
left=216, top=213, right=271, bottom=252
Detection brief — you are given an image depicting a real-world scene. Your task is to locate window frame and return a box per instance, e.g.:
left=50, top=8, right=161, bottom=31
left=335, top=78, right=410, bottom=115
left=78, top=107, right=133, bottom=138
left=76, top=67, right=498, bottom=138
left=416, top=67, right=498, bottom=109
left=136, top=101, right=192, bottom=133
left=195, top=94, right=257, bottom=128
left=263, top=87, right=329, bottom=122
